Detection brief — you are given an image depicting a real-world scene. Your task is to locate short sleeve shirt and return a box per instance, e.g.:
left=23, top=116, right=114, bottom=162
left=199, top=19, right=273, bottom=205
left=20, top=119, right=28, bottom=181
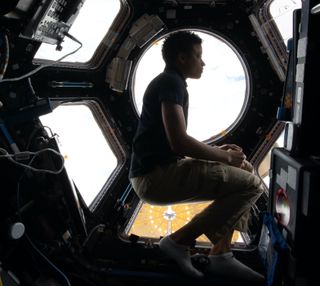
left=129, top=68, right=189, bottom=178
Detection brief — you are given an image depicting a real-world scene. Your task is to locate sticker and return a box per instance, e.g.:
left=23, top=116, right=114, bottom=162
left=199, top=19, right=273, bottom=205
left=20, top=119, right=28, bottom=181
left=287, top=165, right=297, bottom=190
left=276, top=168, right=288, bottom=190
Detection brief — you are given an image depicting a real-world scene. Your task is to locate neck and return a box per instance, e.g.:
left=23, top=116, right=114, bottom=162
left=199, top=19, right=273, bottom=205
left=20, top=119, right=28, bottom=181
left=165, top=65, right=187, bottom=79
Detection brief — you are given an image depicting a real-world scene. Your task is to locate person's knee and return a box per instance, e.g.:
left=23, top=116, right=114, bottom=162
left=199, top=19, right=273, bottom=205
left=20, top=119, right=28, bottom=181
left=248, top=174, right=265, bottom=197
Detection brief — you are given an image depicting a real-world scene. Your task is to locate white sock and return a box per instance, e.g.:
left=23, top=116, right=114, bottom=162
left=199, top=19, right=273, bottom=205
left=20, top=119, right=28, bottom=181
left=206, top=252, right=264, bottom=282
left=159, top=236, right=203, bottom=278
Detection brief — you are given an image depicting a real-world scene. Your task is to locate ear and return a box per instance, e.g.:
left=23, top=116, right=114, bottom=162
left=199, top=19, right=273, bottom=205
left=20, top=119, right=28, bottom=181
left=177, top=52, right=187, bottom=64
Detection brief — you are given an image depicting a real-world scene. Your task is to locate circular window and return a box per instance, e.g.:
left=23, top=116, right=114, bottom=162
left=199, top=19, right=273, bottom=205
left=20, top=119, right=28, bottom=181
left=133, top=30, right=249, bottom=142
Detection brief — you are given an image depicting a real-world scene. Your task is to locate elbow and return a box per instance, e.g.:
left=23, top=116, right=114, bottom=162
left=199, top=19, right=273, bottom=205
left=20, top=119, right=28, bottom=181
left=166, top=131, right=189, bottom=155
left=169, top=138, right=187, bottom=155
left=170, top=142, right=181, bottom=154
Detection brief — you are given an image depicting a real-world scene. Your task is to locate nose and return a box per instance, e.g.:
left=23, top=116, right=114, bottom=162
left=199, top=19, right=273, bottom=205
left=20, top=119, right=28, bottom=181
left=201, top=59, right=205, bottom=66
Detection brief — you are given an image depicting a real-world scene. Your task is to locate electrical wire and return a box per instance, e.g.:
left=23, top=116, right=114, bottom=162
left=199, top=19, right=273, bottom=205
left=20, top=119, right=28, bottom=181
left=0, top=147, right=64, bottom=174
left=0, top=25, right=82, bottom=286
left=0, top=32, right=10, bottom=80
left=14, top=146, right=71, bottom=286
left=24, top=233, right=72, bottom=286
left=81, top=224, right=106, bottom=248
left=16, top=185, right=72, bottom=286
left=0, top=32, right=83, bottom=83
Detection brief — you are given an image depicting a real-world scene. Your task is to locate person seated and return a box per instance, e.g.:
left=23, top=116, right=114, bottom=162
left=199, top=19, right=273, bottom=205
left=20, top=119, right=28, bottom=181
left=129, top=31, right=264, bottom=282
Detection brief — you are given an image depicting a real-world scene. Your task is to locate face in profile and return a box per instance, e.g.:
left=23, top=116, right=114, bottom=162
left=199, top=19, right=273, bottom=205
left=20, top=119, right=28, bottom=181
left=182, top=44, right=205, bottom=79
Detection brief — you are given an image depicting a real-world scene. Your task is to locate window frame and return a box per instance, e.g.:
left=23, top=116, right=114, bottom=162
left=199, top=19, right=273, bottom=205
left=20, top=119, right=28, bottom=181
left=40, top=100, right=127, bottom=210
left=130, top=28, right=251, bottom=143
left=32, top=0, right=131, bottom=69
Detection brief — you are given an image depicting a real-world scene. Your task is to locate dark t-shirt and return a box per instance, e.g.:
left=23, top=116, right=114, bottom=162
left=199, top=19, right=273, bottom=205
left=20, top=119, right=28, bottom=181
left=129, top=68, right=189, bottom=178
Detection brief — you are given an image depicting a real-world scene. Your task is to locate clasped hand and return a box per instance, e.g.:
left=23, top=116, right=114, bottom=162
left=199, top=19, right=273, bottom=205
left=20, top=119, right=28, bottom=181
left=217, top=144, right=253, bottom=172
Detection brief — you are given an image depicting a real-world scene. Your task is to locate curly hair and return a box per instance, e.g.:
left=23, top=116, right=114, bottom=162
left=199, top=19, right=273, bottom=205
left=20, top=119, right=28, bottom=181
left=162, top=31, right=202, bottom=67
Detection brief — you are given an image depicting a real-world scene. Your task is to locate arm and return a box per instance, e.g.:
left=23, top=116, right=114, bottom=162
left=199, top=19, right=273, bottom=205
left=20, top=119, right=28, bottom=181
left=161, top=102, right=246, bottom=167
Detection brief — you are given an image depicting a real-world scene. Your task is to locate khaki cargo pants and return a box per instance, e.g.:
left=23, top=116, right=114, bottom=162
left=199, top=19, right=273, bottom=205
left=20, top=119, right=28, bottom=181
left=130, top=158, right=265, bottom=244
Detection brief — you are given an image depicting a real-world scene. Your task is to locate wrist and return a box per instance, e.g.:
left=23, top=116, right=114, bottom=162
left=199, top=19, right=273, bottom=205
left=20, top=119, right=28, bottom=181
left=226, top=151, right=232, bottom=164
